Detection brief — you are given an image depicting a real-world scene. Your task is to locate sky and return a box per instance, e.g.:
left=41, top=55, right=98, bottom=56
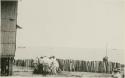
left=15, top=0, right=125, bottom=64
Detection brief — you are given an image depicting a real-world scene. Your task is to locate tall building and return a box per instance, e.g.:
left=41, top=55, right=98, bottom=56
left=0, top=0, right=18, bottom=76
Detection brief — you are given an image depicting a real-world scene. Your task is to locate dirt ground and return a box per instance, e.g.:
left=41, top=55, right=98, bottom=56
left=12, top=66, right=112, bottom=77
left=13, top=71, right=112, bottom=77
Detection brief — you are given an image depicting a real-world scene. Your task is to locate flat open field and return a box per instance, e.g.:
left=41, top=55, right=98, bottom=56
left=13, top=71, right=112, bottom=77
left=12, top=66, right=112, bottom=77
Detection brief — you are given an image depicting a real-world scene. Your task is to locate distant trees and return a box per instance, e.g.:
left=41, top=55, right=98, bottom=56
left=103, top=56, right=108, bottom=62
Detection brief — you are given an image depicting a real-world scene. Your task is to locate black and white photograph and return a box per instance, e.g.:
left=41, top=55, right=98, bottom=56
left=0, top=0, right=125, bottom=77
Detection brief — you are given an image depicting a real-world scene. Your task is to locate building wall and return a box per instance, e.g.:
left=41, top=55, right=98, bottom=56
left=0, top=1, right=1, bottom=71
left=0, top=1, right=18, bottom=76
left=1, top=1, right=17, bottom=57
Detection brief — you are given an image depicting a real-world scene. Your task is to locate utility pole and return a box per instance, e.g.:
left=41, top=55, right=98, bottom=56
left=103, top=43, right=108, bottom=62
left=106, top=43, right=108, bottom=57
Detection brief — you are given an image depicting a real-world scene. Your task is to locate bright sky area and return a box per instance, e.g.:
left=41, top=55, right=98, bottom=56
left=15, top=0, right=125, bottom=64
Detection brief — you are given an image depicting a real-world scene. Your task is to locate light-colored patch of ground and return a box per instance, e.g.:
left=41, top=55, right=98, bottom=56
left=12, top=66, right=112, bottom=77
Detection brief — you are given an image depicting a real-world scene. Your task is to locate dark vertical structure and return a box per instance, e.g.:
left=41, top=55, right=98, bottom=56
left=0, top=0, right=18, bottom=76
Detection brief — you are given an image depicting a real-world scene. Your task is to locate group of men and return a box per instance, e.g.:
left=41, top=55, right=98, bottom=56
left=33, top=56, right=60, bottom=75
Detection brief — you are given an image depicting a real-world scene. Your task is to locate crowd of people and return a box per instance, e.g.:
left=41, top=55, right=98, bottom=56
left=17, top=56, right=124, bottom=77
left=33, top=56, right=61, bottom=75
